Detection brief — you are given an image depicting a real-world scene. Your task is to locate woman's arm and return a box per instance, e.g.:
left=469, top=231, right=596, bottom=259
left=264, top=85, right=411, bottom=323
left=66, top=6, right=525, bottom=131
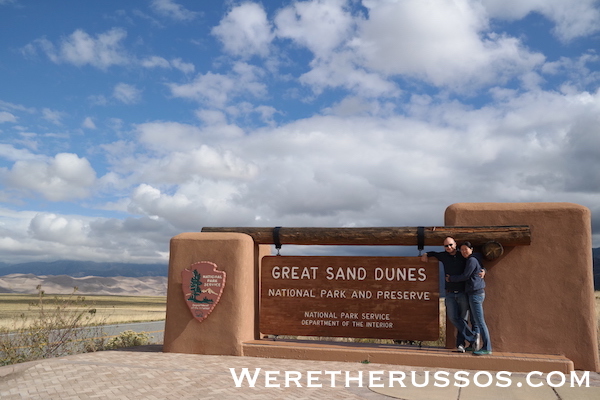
left=448, top=257, right=478, bottom=282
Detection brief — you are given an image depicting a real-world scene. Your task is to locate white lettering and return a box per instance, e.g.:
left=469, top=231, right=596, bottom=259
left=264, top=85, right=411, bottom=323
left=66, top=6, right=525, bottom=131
left=411, top=371, right=429, bottom=387
left=473, top=371, right=493, bottom=387
left=570, top=371, right=589, bottom=387
left=271, top=266, right=318, bottom=280
left=345, top=371, right=363, bottom=387
left=306, top=371, right=322, bottom=388
left=526, top=371, right=544, bottom=387
left=389, top=371, right=407, bottom=387
left=325, top=267, right=368, bottom=280
left=228, top=369, right=582, bottom=388
left=454, top=371, right=470, bottom=387
left=495, top=371, right=512, bottom=387
left=434, top=371, right=450, bottom=387
left=285, top=371, right=302, bottom=387
left=375, top=290, right=431, bottom=300
left=374, top=267, right=428, bottom=281
left=229, top=368, right=261, bottom=388
left=369, top=371, right=385, bottom=387
left=264, top=370, right=281, bottom=387
left=325, top=371, right=341, bottom=388
left=546, top=371, right=566, bottom=388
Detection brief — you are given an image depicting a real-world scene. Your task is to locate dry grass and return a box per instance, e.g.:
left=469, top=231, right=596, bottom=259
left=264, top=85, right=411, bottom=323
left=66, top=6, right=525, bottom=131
left=0, top=293, right=166, bottom=330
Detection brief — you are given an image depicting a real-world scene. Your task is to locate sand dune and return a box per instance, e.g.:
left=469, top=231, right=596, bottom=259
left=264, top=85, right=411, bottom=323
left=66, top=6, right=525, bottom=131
left=0, top=274, right=167, bottom=296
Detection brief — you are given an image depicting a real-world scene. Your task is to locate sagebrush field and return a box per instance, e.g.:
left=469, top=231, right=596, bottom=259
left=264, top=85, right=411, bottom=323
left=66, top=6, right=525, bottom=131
left=0, top=293, right=166, bottom=330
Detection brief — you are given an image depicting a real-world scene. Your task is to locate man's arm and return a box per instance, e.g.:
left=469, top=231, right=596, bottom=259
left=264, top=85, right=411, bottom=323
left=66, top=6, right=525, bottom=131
left=421, top=251, right=441, bottom=263
left=447, top=258, right=478, bottom=282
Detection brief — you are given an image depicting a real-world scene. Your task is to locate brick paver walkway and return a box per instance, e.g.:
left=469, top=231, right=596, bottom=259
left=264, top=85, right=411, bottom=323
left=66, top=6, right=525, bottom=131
left=1, top=346, right=599, bottom=399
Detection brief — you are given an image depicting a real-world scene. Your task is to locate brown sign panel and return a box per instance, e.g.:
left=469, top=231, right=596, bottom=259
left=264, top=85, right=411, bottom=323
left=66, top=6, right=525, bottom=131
left=182, top=261, right=226, bottom=323
left=260, top=256, right=439, bottom=341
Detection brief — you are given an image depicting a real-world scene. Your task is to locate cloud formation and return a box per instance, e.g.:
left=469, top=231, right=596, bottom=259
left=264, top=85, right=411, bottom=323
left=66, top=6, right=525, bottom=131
left=0, top=0, right=599, bottom=264
left=3, top=153, right=97, bottom=201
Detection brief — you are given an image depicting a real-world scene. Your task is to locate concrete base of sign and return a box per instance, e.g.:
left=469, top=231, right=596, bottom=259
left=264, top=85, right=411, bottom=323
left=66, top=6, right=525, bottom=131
left=242, top=339, right=574, bottom=373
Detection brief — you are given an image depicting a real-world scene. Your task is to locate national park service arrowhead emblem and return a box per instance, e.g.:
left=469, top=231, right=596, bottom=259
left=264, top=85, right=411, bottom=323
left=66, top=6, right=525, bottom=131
left=182, top=261, right=226, bottom=323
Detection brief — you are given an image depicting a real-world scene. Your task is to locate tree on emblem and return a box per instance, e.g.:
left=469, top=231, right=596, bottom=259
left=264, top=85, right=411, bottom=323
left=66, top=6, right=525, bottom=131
left=187, top=269, right=214, bottom=304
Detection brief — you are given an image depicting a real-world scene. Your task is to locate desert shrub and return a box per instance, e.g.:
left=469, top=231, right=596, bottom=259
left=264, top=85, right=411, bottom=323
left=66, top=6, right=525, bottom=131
left=105, top=330, right=150, bottom=349
left=0, top=286, right=107, bottom=366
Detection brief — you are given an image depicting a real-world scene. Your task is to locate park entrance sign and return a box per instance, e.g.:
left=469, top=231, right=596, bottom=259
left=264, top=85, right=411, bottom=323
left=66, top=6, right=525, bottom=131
left=164, top=208, right=600, bottom=372
left=260, top=256, right=439, bottom=341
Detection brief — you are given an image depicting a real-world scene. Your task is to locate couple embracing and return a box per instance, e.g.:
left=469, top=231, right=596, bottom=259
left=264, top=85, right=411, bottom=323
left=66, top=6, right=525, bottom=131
left=421, top=237, right=492, bottom=356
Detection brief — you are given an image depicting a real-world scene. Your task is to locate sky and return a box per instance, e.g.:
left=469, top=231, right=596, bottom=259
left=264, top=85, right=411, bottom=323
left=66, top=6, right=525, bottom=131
left=0, top=0, right=599, bottom=265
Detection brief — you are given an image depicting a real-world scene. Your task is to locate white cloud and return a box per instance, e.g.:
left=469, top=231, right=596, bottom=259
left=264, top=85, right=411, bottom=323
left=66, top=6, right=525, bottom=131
left=117, top=121, right=257, bottom=184
left=140, top=146, right=259, bottom=184
left=118, top=84, right=600, bottom=231
left=299, top=50, right=399, bottom=97
left=140, top=56, right=195, bottom=73
left=150, top=0, right=199, bottom=21
left=113, top=83, right=142, bottom=104
left=30, top=28, right=129, bottom=69
left=127, top=181, right=254, bottom=230
left=41, top=108, right=65, bottom=125
left=82, top=117, right=96, bottom=129
left=134, top=121, right=205, bottom=152
left=275, top=0, right=354, bottom=58
left=0, top=207, right=173, bottom=264
left=0, top=111, right=17, bottom=123
left=168, top=62, right=266, bottom=108
left=212, top=2, right=274, bottom=58
left=354, top=0, right=545, bottom=90
left=140, top=55, right=171, bottom=68
left=3, top=153, right=97, bottom=201
left=0, top=144, right=39, bottom=162
left=480, top=0, right=600, bottom=42
left=170, top=58, right=195, bottom=74
left=29, top=213, right=90, bottom=245
left=542, top=52, right=600, bottom=90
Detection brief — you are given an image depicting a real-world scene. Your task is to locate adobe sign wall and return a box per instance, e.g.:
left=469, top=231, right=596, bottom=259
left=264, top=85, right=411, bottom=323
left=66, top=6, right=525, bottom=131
left=163, top=202, right=599, bottom=372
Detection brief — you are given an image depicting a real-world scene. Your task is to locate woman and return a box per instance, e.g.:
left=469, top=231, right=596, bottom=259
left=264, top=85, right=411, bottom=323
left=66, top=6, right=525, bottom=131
left=446, top=241, right=492, bottom=356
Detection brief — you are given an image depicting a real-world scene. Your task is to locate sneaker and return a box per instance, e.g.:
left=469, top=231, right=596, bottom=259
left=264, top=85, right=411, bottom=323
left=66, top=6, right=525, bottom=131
left=473, top=333, right=482, bottom=351
left=465, top=346, right=474, bottom=352
left=456, top=345, right=466, bottom=353
left=473, top=349, right=492, bottom=356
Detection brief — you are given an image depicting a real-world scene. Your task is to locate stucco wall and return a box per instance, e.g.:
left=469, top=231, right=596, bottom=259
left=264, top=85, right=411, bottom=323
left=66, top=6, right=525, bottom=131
left=445, top=202, right=599, bottom=371
left=163, top=232, right=259, bottom=356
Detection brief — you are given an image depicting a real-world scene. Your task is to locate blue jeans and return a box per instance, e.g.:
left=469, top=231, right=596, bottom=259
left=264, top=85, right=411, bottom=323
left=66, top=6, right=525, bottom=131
left=469, top=292, right=491, bottom=351
left=445, top=291, right=475, bottom=347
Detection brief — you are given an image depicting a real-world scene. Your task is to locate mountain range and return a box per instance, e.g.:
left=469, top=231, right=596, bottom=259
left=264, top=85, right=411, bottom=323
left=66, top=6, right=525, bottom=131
left=593, top=247, right=600, bottom=290
left=0, top=248, right=597, bottom=296
left=0, top=261, right=169, bottom=296
left=0, top=260, right=167, bottom=278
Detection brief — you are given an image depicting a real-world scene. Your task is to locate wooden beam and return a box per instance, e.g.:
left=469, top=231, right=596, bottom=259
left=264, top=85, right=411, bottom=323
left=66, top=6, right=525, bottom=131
left=200, top=226, right=531, bottom=246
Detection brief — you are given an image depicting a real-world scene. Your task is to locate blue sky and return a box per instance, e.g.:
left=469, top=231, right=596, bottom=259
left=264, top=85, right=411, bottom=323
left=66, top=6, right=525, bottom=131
left=0, top=0, right=599, bottom=264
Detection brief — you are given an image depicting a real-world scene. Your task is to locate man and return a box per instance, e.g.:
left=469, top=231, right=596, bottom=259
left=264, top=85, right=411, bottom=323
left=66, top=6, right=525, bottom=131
left=420, top=236, right=479, bottom=352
